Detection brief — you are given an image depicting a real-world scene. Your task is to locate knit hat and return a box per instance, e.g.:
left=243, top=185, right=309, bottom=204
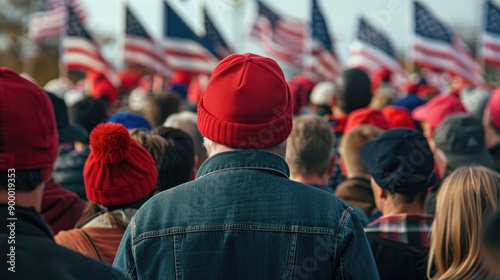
left=84, top=123, right=157, bottom=205
left=344, top=107, right=390, bottom=134
left=0, top=68, right=58, bottom=171
left=198, top=53, right=292, bottom=148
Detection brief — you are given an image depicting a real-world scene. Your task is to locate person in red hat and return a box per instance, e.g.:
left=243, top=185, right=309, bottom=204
left=0, top=68, right=124, bottom=280
left=411, top=94, right=466, bottom=151
left=55, top=123, right=157, bottom=265
left=344, top=107, right=390, bottom=134
left=113, top=53, right=379, bottom=279
left=381, top=105, right=416, bottom=130
left=483, top=88, right=500, bottom=172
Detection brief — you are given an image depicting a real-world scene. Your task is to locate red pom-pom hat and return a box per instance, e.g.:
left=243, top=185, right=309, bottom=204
left=84, top=123, right=157, bottom=205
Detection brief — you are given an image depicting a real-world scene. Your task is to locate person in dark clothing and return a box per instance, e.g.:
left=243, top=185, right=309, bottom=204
left=0, top=67, right=123, bottom=279
left=360, top=128, right=436, bottom=280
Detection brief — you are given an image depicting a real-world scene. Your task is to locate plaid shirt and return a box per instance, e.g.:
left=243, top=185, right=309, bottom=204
left=364, top=214, right=433, bottom=248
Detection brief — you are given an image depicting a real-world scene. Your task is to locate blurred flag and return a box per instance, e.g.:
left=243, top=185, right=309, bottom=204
left=62, top=5, right=118, bottom=85
left=124, top=6, right=171, bottom=77
left=309, top=0, right=340, bottom=81
left=349, top=18, right=407, bottom=90
left=29, top=0, right=86, bottom=41
left=480, top=1, right=500, bottom=67
left=412, top=1, right=483, bottom=86
left=204, top=7, right=234, bottom=59
left=163, top=2, right=218, bottom=73
left=250, top=1, right=306, bottom=69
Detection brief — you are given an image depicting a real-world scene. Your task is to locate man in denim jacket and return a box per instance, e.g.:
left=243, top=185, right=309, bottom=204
left=113, top=53, right=379, bottom=280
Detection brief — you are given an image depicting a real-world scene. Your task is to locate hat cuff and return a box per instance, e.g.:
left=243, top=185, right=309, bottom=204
left=198, top=100, right=292, bottom=149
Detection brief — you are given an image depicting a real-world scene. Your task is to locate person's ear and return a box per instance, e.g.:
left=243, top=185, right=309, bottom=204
left=41, top=165, right=55, bottom=183
left=380, top=188, right=389, bottom=200
left=326, top=156, right=336, bottom=176
left=329, top=94, right=336, bottom=110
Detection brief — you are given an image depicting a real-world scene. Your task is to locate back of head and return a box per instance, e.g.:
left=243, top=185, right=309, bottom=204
left=334, top=68, right=372, bottom=114
left=0, top=68, right=58, bottom=192
left=164, top=111, right=204, bottom=163
left=143, top=92, right=182, bottom=128
left=429, top=166, right=500, bottom=280
left=370, top=87, right=397, bottom=110
left=154, top=126, right=195, bottom=192
left=286, top=115, right=334, bottom=177
left=198, top=53, right=292, bottom=151
left=483, top=209, right=500, bottom=276
left=435, top=114, right=495, bottom=171
left=69, top=96, right=108, bottom=136
left=339, top=125, right=383, bottom=177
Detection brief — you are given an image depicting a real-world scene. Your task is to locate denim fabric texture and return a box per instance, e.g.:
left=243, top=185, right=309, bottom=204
left=113, top=150, right=379, bottom=280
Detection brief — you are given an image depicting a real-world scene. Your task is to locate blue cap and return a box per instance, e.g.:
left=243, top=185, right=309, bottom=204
left=107, top=112, right=152, bottom=131
left=360, top=128, right=435, bottom=194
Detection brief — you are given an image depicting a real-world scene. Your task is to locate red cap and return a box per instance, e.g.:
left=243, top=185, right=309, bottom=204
left=0, top=68, right=58, bottom=171
left=288, top=74, right=316, bottom=115
left=84, top=123, right=157, bottom=205
left=488, top=88, right=500, bottom=129
left=412, top=94, right=466, bottom=129
left=344, top=107, right=390, bottom=134
left=86, top=71, right=119, bottom=105
left=198, top=53, right=292, bottom=148
left=382, top=106, right=416, bottom=130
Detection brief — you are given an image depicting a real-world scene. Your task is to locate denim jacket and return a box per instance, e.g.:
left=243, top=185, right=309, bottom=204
left=113, top=150, right=379, bottom=280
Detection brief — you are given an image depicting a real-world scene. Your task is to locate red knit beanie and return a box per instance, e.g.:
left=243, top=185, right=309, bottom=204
left=84, top=123, right=157, bottom=205
left=198, top=53, right=292, bottom=148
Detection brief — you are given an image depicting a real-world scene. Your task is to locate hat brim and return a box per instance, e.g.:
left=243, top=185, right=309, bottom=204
left=444, top=149, right=496, bottom=171
left=411, top=105, right=427, bottom=123
left=58, top=124, right=88, bottom=144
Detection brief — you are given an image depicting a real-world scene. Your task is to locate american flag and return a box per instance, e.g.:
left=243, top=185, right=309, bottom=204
left=412, top=1, right=483, bottom=86
left=124, top=6, right=171, bottom=77
left=28, top=0, right=86, bottom=41
left=163, top=2, right=218, bottom=74
left=480, top=1, right=500, bottom=67
left=204, top=8, right=234, bottom=60
left=62, top=5, right=118, bottom=85
left=250, top=0, right=306, bottom=69
left=349, top=18, right=407, bottom=90
left=309, top=0, right=340, bottom=81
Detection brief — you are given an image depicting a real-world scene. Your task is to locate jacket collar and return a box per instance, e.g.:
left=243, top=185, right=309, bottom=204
left=197, top=150, right=290, bottom=179
left=0, top=204, right=53, bottom=239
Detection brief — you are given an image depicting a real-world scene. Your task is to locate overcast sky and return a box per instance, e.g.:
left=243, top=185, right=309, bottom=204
left=83, top=0, right=490, bottom=69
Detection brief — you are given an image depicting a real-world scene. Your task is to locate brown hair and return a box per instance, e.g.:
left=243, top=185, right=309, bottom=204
left=339, top=125, right=383, bottom=177
left=428, top=166, right=500, bottom=280
left=129, top=129, right=167, bottom=172
left=143, top=92, right=182, bottom=128
left=369, top=87, right=396, bottom=110
left=285, top=115, right=334, bottom=177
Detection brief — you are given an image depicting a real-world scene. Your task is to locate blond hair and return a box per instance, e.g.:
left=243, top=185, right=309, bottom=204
left=339, top=125, right=383, bottom=176
left=428, top=166, right=500, bottom=280
left=285, top=115, right=334, bottom=177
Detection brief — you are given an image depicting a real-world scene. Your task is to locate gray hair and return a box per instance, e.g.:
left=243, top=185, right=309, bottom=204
left=203, top=137, right=286, bottom=158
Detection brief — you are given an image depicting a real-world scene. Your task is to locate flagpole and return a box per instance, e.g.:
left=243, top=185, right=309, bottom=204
left=59, top=1, right=68, bottom=78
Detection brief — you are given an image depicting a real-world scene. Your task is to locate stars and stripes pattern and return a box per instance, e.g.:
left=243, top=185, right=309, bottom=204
left=62, top=5, right=118, bottom=85
left=480, top=1, right=500, bottom=67
left=250, top=0, right=306, bottom=69
left=204, top=8, right=234, bottom=60
left=124, top=6, right=171, bottom=77
left=350, top=18, right=407, bottom=90
left=163, top=2, right=218, bottom=74
left=310, top=0, right=340, bottom=81
left=412, top=1, right=483, bottom=86
left=28, top=0, right=86, bottom=41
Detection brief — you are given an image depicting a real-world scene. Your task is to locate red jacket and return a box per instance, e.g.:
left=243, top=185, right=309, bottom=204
left=41, top=180, right=86, bottom=234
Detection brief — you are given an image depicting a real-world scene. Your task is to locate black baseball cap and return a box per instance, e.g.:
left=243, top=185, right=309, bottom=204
left=360, top=128, right=435, bottom=194
left=434, top=114, right=495, bottom=171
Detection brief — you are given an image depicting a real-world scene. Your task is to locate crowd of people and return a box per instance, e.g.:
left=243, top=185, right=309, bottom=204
left=0, top=52, right=500, bottom=279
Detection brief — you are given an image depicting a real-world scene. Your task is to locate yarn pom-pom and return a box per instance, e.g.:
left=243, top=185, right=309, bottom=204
left=90, top=123, right=132, bottom=164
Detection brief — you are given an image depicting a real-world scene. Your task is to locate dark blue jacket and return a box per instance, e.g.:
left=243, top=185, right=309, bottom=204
left=113, top=150, right=379, bottom=279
